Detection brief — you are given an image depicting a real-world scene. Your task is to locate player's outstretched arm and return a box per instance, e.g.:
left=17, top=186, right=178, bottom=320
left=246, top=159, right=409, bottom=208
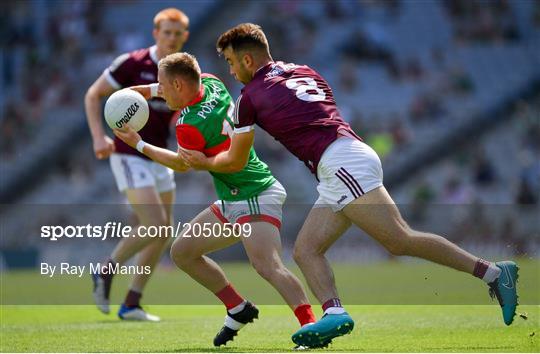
left=113, top=126, right=190, bottom=172
left=181, top=131, right=254, bottom=173
left=84, top=74, right=117, bottom=159
left=127, top=83, right=159, bottom=100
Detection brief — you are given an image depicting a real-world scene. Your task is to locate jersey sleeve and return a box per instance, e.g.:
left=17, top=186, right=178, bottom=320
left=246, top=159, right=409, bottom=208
left=233, top=93, right=256, bottom=134
left=103, top=53, right=132, bottom=89
left=175, top=124, right=206, bottom=151
left=201, top=73, right=220, bottom=81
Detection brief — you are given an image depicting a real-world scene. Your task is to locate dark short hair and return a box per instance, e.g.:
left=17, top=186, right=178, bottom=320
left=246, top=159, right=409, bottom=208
left=216, top=23, right=269, bottom=55
left=158, top=52, right=200, bottom=83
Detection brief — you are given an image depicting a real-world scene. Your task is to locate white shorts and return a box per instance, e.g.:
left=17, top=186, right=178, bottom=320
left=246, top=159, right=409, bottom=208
left=110, top=153, right=175, bottom=193
left=315, top=138, right=383, bottom=212
left=210, top=180, right=286, bottom=229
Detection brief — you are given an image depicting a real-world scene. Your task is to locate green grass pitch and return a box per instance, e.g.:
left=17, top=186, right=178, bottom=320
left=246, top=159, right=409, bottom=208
left=1, top=260, right=539, bottom=352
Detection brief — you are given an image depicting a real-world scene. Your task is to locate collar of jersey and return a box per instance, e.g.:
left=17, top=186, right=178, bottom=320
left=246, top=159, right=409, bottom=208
left=253, top=61, right=274, bottom=79
left=185, top=84, right=205, bottom=107
left=149, top=45, right=159, bottom=64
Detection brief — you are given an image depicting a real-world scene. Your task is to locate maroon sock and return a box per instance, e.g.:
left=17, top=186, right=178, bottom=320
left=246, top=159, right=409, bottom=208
left=100, top=259, right=115, bottom=298
left=215, top=284, right=245, bottom=310
left=473, top=258, right=490, bottom=279
left=322, top=298, right=342, bottom=312
left=124, top=290, right=142, bottom=308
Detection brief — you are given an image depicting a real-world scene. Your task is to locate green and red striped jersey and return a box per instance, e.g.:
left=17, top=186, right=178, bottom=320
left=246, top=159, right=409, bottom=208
left=175, top=75, right=275, bottom=201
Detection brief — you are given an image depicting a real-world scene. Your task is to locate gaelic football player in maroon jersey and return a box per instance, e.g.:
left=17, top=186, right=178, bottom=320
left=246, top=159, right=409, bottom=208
left=181, top=23, right=519, bottom=347
left=84, top=8, right=189, bottom=321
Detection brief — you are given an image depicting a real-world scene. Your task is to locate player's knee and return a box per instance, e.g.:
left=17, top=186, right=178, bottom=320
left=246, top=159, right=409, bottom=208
left=169, top=242, right=181, bottom=267
left=150, top=233, right=170, bottom=247
left=385, top=242, right=407, bottom=256
left=374, top=217, right=411, bottom=256
left=138, top=207, right=169, bottom=229
left=251, top=259, right=280, bottom=281
left=384, top=226, right=414, bottom=256
left=293, top=243, right=324, bottom=265
left=169, top=240, right=190, bottom=269
left=146, top=217, right=169, bottom=231
left=293, top=237, right=318, bottom=262
left=292, top=245, right=309, bottom=265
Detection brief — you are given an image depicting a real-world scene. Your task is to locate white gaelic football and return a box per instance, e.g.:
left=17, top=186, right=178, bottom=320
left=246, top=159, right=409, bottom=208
left=104, top=89, right=149, bottom=131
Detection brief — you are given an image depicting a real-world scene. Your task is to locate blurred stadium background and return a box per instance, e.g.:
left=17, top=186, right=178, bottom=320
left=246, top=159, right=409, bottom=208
left=1, top=0, right=539, bottom=281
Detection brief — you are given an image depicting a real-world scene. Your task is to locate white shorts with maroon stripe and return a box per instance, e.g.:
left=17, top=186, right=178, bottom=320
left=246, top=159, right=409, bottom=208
left=210, top=180, right=286, bottom=229
left=315, top=138, right=383, bottom=212
left=110, top=153, right=175, bottom=193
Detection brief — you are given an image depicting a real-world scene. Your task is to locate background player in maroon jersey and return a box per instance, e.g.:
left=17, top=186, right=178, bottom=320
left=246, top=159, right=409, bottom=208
left=84, top=8, right=189, bottom=321
left=181, top=23, right=519, bottom=347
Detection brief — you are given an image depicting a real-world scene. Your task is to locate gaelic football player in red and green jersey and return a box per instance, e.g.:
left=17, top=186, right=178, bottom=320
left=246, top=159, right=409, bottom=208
left=114, top=52, right=317, bottom=347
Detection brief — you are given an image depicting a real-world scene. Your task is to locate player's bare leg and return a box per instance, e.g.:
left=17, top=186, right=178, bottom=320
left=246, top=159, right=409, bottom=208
left=244, top=221, right=322, bottom=349
left=128, top=190, right=174, bottom=292
left=170, top=208, right=239, bottom=292
left=242, top=221, right=313, bottom=311
left=92, top=186, right=170, bottom=319
left=111, top=187, right=170, bottom=263
left=342, top=185, right=518, bottom=325
left=130, top=239, right=169, bottom=291
left=170, top=207, right=258, bottom=346
left=292, top=208, right=354, bottom=347
left=293, top=207, right=351, bottom=304
left=118, top=189, right=175, bottom=321
left=343, top=186, right=479, bottom=273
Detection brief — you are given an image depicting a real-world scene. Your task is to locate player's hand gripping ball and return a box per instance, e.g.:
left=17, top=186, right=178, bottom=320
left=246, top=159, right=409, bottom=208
left=104, top=89, right=149, bottom=131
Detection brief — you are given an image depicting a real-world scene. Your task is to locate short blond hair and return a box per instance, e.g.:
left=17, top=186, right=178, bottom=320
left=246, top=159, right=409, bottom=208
left=153, top=8, right=189, bottom=30
left=159, top=52, right=200, bottom=84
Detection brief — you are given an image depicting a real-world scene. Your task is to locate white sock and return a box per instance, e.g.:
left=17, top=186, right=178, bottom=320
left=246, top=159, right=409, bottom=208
left=130, top=285, right=144, bottom=293
left=483, top=264, right=501, bottom=284
left=224, top=315, right=245, bottom=330
left=324, top=306, right=346, bottom=315
left=228, top=300, right=247, bottom=314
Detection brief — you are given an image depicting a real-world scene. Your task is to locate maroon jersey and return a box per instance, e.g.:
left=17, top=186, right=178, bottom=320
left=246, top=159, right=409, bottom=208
left=104, top=45, right=175, bottom=158
left=234, top=61, right=360, bottom=174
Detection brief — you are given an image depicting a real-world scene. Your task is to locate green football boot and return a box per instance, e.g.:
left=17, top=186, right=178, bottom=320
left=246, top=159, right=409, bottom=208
left=488, top=261, right=519, bottom=325
left=292, top=312, right=354, bottom=348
